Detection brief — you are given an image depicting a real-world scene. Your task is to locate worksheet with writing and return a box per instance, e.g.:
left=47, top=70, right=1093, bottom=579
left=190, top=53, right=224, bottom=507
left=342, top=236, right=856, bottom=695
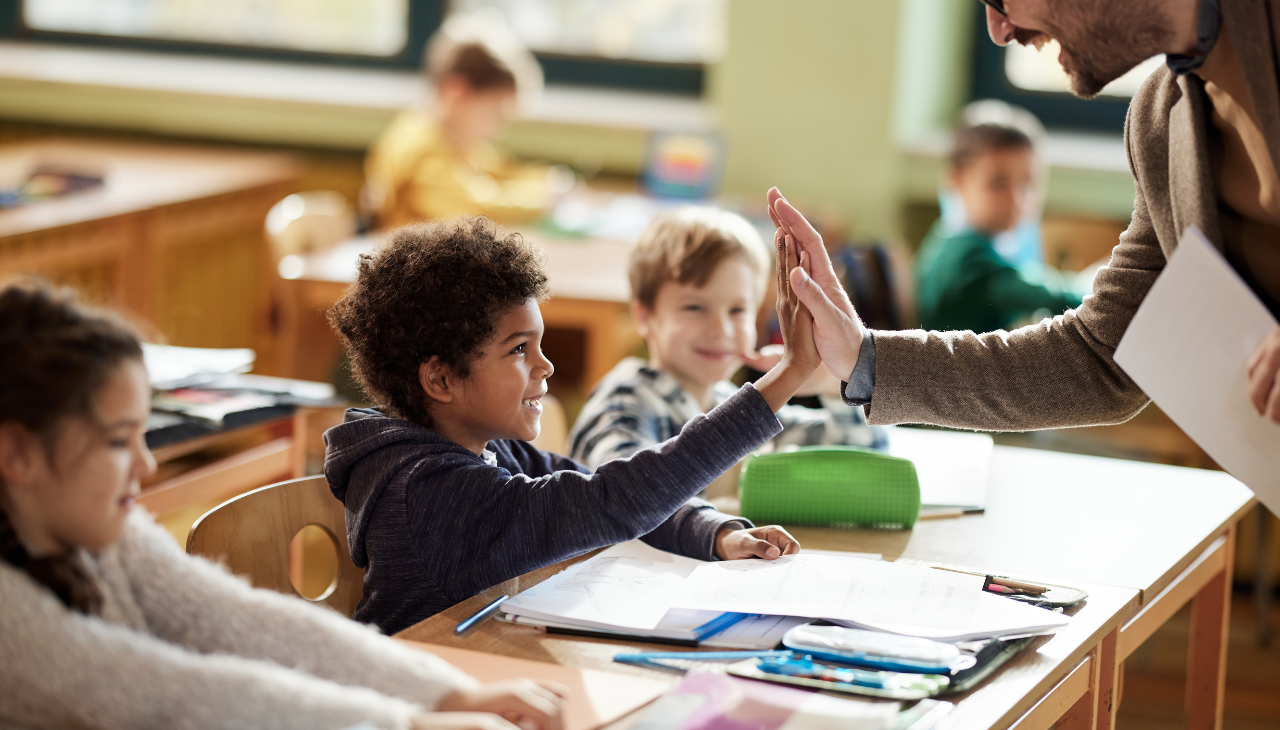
left=673, top=553, right=984, bottom=629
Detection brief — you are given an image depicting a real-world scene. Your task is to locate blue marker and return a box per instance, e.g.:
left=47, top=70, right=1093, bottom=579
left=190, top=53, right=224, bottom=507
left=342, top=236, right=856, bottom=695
left=454, top=595, right=509, bottom=635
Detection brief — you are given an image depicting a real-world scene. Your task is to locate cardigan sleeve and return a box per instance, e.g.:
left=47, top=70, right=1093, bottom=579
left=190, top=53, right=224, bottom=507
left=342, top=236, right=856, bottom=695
left=117, top=511, right=478, bottom=713
left=0, top=559, right=424, bottom=730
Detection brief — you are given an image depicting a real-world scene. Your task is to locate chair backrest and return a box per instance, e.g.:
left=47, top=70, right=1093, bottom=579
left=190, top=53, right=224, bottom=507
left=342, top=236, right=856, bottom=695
left=264, top=190, right=356, bottom=262
left=187, top=475, right=365, bottom=617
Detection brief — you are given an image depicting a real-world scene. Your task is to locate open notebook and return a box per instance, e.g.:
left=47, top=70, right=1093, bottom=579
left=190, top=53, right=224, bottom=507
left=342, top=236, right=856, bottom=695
left=504, top=541, right=1068, bottom=645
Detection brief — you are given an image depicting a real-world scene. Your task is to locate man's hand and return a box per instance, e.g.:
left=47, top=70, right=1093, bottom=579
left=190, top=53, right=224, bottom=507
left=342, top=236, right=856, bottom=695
left=715, top=525, right=801, bottom=560
left=1247, top=327, right=1280, bottom=424
left=741, top=345, right=843, bottom=397
left=432, top=679, right=568, bottom=730
left=766, top=188, right=868, bottom=381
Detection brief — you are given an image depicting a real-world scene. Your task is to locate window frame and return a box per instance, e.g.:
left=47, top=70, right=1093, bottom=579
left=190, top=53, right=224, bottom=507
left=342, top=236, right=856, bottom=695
left=1, top=0, right=705, bottom=94
left=968, top=4, right=1131, bottom=133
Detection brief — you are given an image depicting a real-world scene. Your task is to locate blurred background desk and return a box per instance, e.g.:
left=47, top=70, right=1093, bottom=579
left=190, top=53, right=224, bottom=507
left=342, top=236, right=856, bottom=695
left=272, top=230, right=639, bottom=400
left=0, top=138, right=297, bottom=349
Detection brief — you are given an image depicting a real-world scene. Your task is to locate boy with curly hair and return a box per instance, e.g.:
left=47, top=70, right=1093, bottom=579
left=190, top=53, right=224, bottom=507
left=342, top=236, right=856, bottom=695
left=567, top=207, right=887, bottom=470
left=325, top=216, right=820, bottom=634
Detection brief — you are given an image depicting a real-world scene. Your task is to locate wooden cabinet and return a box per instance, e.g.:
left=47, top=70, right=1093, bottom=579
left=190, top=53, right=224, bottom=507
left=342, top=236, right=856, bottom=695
left=0, top=139, right=298, bottom=351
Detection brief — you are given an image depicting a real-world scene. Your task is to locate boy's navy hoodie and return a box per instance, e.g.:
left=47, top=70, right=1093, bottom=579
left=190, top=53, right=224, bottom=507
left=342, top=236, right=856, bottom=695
left=324, top=382, right=783, bottom=634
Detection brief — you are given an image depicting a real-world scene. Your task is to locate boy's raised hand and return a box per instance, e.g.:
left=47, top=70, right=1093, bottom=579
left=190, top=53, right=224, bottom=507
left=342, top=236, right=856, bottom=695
left=715, top=525, right=801, bottom=560
left=766, top=187, right=868, bottom=381
left=750, top=223, right=823, bottom=412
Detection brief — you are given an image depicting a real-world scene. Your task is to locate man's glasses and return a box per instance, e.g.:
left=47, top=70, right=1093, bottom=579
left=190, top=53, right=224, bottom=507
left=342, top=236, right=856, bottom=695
left=979, top=0, right=1006, bottom=15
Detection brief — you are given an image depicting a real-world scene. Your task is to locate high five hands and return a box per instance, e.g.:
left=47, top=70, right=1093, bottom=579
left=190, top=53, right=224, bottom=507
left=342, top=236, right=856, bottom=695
left=745, top=188, right=868, bottom=385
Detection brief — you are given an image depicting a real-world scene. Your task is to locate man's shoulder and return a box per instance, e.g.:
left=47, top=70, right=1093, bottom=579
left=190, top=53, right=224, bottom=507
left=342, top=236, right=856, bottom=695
left=1125, top=64, right=1186, bottom=155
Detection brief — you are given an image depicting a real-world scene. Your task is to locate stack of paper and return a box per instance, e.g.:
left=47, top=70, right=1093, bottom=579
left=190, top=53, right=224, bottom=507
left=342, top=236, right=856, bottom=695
left=674, top=554, right=1068, bottom=642
left=142, top=343, right=255, bottom=390
left=502, top=541, right=809, bottom=649
left=503, top=542, right=1069, bottom=646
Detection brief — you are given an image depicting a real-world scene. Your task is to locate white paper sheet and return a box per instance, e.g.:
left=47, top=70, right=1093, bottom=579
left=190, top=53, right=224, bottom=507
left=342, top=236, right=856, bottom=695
left=673, top=553, right=983, bottom=629
left=886, top=427, right=993, bottom=510
left=142, top=343, right=255, bottom=390
left=831, top=591, right=1070, bottom=642
left=1113, top=227, right=1280, bottom=508
left=503, top=541, right=701, bottom=630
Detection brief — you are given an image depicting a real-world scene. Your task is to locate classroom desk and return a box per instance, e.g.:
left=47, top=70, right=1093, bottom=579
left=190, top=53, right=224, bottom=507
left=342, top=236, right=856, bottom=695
left=272, top=232, right=637, bottom=391
left=140, top=405, right=346, bottom=545
left=396, top=444, right=1253, bottom=729
left=0, top=138, right=298, bottom=350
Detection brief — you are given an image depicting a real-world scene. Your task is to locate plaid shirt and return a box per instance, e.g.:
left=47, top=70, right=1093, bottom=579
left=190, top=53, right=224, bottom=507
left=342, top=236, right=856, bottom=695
left=568, top=357, right=889, bottom=469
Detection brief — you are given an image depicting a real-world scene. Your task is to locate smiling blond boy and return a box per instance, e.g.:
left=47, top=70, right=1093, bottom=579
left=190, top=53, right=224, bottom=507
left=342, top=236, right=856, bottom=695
left=568, top=207, right=887, bottom=469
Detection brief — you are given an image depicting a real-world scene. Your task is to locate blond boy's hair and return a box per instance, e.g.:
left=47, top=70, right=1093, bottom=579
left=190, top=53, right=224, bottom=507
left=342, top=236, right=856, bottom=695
left=629, top=207, right=770, bottom=309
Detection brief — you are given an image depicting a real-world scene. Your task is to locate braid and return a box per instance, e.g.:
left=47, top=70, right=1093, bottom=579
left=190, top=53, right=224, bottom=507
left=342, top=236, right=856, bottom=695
left=0, top=278, right=141, bottom=616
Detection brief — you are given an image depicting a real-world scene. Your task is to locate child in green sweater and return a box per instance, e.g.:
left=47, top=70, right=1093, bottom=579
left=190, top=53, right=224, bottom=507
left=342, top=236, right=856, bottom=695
left=914, top=121, right=1086, bottom=333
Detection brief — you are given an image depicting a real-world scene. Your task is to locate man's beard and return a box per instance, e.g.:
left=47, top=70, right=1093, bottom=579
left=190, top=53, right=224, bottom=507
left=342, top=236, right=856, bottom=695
left=1027, top=0, right=1175, bottom=99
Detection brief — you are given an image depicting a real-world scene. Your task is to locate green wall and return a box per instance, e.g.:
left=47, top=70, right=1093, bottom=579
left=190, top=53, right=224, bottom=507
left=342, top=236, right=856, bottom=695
left=709, top=0, right=903, bottom=239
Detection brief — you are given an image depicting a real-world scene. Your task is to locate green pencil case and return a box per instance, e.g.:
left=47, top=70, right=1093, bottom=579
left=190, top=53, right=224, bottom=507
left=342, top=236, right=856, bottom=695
left=738, top=446, right=920, bottom=529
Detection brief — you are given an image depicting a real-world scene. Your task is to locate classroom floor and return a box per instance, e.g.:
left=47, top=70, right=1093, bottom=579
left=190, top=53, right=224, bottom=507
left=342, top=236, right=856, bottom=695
left=1114, top=590, right=1280, bottom=729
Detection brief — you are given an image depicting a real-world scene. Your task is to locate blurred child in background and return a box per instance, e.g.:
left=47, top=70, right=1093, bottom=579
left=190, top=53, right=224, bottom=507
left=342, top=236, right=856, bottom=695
left=914, top=108, right=1088, bottom=333
left=364, top=13, right=564, bottom=228
left=568, top=207, right=887, bottom=470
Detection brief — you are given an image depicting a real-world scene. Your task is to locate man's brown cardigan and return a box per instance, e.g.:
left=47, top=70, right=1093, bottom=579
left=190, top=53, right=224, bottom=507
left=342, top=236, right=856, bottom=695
left=868, top=0, right=1280, bottom=431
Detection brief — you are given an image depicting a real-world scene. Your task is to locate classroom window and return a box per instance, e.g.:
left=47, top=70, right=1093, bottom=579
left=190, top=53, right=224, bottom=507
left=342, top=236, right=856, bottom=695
left=4, top=0, right=711, bottom=93
left=447, top=0, right=716, bottom=94
left=451, top=0, right=725, bottom=64
left=23, top=0, right=412, bottom=57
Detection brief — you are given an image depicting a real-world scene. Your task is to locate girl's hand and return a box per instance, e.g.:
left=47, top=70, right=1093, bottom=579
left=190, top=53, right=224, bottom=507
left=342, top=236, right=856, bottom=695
left=715, top=525, right=801, bottom=560
left=433, top=679, right=568, bottom=730
left=411, top=712, right=520, bottom=730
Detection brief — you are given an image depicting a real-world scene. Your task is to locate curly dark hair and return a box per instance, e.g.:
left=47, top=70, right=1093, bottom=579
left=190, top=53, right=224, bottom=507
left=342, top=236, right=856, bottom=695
left=329, top=217, right=549, bottom=425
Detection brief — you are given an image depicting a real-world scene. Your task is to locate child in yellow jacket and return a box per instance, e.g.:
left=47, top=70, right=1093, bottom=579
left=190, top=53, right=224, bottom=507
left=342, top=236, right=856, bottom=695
left=365, top=14, right=554, bottom=228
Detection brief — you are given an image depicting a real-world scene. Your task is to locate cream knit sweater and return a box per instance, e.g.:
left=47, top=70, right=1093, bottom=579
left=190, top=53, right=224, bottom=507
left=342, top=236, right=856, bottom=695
left=0, top=509, right=478, bottom=730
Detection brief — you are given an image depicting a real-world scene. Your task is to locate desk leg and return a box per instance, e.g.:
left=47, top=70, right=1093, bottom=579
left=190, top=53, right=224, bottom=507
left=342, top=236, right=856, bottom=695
left=1186, top=524, right=1235, bottom=730
left=1057, top=628, right=1118, bottom=730
left=1095, top=629, right=1119, bottom=730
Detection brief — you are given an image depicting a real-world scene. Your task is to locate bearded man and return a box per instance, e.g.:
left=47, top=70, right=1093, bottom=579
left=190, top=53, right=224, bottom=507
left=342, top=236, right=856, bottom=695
left=772, top=0, right=1280, bottom=432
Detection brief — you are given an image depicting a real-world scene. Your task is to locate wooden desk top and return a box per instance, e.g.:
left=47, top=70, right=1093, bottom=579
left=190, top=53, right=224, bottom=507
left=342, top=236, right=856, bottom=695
left=0, top=138, right=298, bottom=237
left=782, top=445, right=1253, bottom=605
left=288, top=230, right=633, bottom=304
left=398, top=548, right=1138, bottom=730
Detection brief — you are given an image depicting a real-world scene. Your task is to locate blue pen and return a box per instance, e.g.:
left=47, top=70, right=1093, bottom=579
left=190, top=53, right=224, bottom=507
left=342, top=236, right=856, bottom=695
left=454, top=595, right=508, bottom=634
left=691, top=612, right=750, bottom=641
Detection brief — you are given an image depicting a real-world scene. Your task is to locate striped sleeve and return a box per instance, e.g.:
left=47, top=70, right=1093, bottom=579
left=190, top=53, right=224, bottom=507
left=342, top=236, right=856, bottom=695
left=568, top=384, right=669, bottom=469
left=772, top=396, right=890, bottom=451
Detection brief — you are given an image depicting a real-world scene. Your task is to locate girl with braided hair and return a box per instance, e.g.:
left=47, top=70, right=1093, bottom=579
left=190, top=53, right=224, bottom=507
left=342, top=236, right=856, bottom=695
left=0, top=279, right=564, bottom=730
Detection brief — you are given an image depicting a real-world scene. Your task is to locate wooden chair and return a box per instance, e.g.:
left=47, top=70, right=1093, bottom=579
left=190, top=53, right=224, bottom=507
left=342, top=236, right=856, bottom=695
left=187, top=475, right=365, bottom=617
